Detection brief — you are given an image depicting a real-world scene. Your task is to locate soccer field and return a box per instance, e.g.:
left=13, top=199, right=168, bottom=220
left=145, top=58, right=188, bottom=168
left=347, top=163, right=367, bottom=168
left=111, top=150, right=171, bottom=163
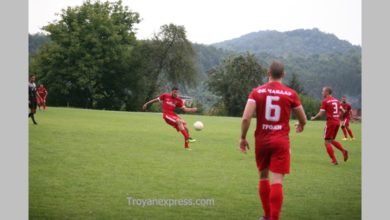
left=29, top=107, right=361, bottom=220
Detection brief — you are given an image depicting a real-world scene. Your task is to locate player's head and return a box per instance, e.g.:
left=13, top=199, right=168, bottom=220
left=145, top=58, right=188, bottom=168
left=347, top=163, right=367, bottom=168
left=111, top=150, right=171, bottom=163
left=341, top=96, right=346, bottom=103
left=171, top=86, right=179, bottom=98
left=29, top=74, right=36, bottom=82
left=268, top=60, right=285, bottom=80
left=40, top=83, right=44, bottom=88
left=322, top=87, right=332, bottom=98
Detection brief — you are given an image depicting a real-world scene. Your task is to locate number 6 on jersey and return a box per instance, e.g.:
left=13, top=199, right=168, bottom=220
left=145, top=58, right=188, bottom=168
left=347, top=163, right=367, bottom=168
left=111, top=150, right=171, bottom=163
left=265, top=96, right=281, bottom=122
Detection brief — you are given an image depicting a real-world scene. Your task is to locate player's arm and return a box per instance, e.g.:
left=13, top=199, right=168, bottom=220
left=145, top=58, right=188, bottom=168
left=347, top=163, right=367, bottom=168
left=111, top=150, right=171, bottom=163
left=142, top=98, right=159, bottom=110
left=181, top=106, right=197, bottom=113
left=240, top=100, right=256, bottom=153
left=292, top=105, right=307, bottom=133
left=340, top=106, right=346, bottom=114
left=311, top=109, right=325, bottom=120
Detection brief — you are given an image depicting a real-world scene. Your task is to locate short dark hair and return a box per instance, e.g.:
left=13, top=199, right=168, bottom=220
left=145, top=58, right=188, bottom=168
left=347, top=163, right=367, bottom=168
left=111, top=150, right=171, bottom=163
left=269, top=60, right=284, bottom=79
left=171, top=86, right=179, bottom=91
left=323, top=87, right=332, bottom=94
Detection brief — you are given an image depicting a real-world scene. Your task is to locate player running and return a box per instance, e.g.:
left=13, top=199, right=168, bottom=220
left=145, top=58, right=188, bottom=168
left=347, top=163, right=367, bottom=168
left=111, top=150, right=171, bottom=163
left=311, top=87, right=348, bottom=165
left=340, top=97, right=355, bottom=140
left=239, top=61, right=307, bottom=220
left=37, top=83, right=48, bottom=111
left=28, top=75, right=38, bottom=125
left=143, top=86, right=197, bottom=150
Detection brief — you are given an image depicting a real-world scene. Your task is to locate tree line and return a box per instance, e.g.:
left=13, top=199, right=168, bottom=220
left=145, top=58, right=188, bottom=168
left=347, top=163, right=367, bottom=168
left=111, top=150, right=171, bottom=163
left=30, top=0, right=322, bottom=117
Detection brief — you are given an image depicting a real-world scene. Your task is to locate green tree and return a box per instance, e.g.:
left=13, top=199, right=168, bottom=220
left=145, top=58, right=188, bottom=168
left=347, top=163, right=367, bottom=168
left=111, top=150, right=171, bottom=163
left=207, top=53, right=267, bottom=116
left=299, top=94, right=321, bottom=119
left=287, top=73, right=304, bottom=94
left=30, top=0, right=140, bottom=109
left=141, top=24, right=199, bottom=103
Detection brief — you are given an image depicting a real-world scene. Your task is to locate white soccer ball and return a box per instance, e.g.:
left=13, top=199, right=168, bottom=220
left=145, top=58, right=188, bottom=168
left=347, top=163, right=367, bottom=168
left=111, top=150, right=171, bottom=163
left=193, top=121, right=204, bottom=131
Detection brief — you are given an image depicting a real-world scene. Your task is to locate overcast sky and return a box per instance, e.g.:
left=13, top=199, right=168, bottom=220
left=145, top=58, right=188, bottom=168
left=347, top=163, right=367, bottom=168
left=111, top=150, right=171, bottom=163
left=29, top=0, right=361, bottom=45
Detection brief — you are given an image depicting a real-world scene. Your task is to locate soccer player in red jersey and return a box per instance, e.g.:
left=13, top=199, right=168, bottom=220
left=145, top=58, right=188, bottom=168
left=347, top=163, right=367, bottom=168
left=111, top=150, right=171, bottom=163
left=240, top=61, right=307, bottom=220
left=37, top=83, right=48, bottom=111
left=311, top=87, right=349, bottom=165
left=340, top=97, right=355, bottom=140
left=143, top=86, right=198, bottom=150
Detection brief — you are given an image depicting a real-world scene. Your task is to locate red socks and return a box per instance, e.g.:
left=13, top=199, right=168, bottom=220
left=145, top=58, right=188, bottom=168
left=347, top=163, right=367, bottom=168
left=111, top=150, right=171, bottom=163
left=180, top=129, right=190, bottom=148
left=331, top=140, right=345, bottom=153
left=270, top=183, right=283, bottom=220
left=259, top=179, right=271, bottom=218
left=259, top=181, right=283, bottom=220
left=180, top=129, right=189, bottom=140
left=325, top=143, right=337, bottom=162
left=342, top=127, right=348, bottom=138
left=347, top=128, right=354, bottom=138
left=342, top=127, right=354, bottom=138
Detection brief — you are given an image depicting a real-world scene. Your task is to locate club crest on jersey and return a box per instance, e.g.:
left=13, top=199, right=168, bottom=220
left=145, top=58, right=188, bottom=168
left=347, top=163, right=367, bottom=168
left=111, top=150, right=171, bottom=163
left=166, top=100, right=176, bottom=107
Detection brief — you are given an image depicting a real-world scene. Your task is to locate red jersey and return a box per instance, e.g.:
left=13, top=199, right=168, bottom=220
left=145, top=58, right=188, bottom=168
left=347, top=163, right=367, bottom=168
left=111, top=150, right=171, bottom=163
left=37, top=87, right=47, bottom=98
left=320, top=96, right=341, bottom=124
left=158, top=93, right=184, bottom=115
left=248, top=81, right=301, bottom=142
left=340, top=102, right=352, bottom=120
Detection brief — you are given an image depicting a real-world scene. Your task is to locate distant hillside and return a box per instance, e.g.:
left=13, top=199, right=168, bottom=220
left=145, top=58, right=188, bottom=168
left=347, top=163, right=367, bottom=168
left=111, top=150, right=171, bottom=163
left=211, top=28, right=361, bottom=107
left=212, top=28, right=360, bottom=57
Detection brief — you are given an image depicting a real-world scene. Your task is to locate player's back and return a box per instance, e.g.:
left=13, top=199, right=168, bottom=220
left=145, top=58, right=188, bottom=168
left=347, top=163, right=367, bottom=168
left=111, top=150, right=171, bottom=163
left=321, top=96, right=341, bottom=124
left=248, top=81, right=301, bottom=143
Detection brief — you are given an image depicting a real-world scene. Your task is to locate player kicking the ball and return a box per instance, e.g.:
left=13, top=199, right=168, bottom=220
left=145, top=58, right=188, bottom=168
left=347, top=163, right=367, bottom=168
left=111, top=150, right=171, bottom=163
left=311, top=87, right=348, bottom=165
left=143, top=86, right=197, bottom=150
left=240, top=61, right=307, bottom=220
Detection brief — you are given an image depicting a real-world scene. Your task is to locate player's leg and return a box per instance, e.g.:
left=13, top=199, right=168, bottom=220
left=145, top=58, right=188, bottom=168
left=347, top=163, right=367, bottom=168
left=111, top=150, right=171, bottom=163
left=259, top=169, right=271, bottom=219
left=267, top=142, right=290, bottom=220
left=43, top=99, right=47, bottom=110
left=341, top=122, right=348, bottom=140
left=29, top=101, right=38, bottom=125
left=269, top=172, right=285, bottom=220
left=345, top=120, right=354, bottom=139
left=182, top=121, right=196, bottom=143
left=255, top=145, right=271, bottom=220
left=176, top=119, right=191, bottom=149
left=330, top=124, right=348, bottom=161
left=324, top=126, right=337, bottom=164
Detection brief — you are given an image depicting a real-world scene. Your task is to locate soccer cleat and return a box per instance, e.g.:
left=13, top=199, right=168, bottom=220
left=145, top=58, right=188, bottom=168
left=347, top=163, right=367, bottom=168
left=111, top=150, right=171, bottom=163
left=342, top=138, right=348, bottom=141
left=331, top=160, right=338, bottom=165
left=343, top=150, right=349, bottom=162
left=259, top=216, right=271, bottom=220
left=185, top=148, right=192, bottom=151
left=350, top=138, right=355, bottom=141
left=188, top=137, right=196, bottom=143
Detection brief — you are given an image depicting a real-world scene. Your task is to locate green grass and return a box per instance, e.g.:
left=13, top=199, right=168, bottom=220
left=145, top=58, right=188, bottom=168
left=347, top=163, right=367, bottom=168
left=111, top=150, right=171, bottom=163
left=29, top=107, right=361, bottom=220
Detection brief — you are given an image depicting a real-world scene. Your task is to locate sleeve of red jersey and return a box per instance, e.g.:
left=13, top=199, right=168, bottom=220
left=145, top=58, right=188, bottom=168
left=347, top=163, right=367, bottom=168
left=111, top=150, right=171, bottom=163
left=320, top=99, right=326, bottom=111
left=291, top=91, right=302, bottom=108
left=157, top=93, right=165, bottom=102
left=176, top=98, right=184, bottom=108
left=247, top=89, right=256, bottom=103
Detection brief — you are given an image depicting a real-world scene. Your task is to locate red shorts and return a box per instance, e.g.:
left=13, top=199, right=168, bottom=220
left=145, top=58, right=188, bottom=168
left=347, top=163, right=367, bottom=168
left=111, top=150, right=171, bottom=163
left=341, top=118, right=350, bottom=127
left=37, top=96, right=46, bottom=104
left=163, top=114, right=185, bottom=131
left=255, top=139, right=291, bottom=174
left=324, top=123, right=340, bottom=140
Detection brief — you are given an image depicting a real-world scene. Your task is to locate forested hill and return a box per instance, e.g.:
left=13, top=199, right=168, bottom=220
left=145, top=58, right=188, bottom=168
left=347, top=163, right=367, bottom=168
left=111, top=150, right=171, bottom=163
left=211, top=28, right=362, bottom=107
left=212, top=28, right=360, bottom=57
